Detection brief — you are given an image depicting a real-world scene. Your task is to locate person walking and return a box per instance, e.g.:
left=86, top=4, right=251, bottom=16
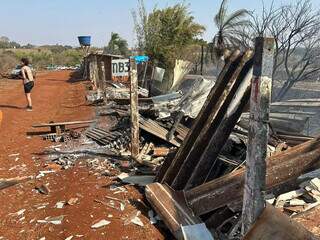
left=20, top=58, right=34, bottom=111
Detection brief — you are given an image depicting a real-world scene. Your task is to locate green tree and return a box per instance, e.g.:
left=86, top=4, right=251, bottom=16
left=133, top=2, right=205, bottom=76
left=212, top=0, right=249, bottom=61
left=104, top=32, right=129, bottom=56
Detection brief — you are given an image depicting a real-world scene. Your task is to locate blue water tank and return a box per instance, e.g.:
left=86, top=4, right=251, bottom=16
left=78, top=36, right=91, bottom=46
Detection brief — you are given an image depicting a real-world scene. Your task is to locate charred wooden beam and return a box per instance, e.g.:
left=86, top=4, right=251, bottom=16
left=139, top=117, right=181, bottom=147
left=145, top=183, right=202, bottom=240
left=159, top=51, right=241, bottom=185
left=185, top=58, right=253, bottom=189
left=185, top=137, right=320, bottom=216
left=171, top=51, right=253, bottom=190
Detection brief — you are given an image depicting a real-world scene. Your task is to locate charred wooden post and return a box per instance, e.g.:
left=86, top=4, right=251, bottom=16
left=158, top=51, right=241, bottom=185
left=242, top=37, right=275, bottom=235
left=185, top=56, right=253, bottom=189
left=97, top=56, right=105, bottom=90
left=103, top=57, right=112, bottom=81
left=130, top=58, right=139, bottom=160
left=91, top=55, right=99, bottom=89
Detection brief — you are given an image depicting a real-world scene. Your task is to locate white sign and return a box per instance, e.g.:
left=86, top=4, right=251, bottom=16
left=152, top=67, right=165, bottom=82
left=112, top=59, right=129, bottom=77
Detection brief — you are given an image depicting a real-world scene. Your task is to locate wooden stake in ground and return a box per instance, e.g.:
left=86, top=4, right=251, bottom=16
left=130, top=58, right=139, bottom=161
left=242, top=37, right=275, bottom=235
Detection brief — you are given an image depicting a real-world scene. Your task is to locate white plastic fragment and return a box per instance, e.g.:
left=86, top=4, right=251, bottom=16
left=130, top=211, right=144, bottom=227
left=8, top=153, right=20, bottom=157
left=120, top=202, right=125, bottom=211
left=36, top=170, right=56, bottom=179
left=15, top=209, right=26, bottom=216
left=91, top=219, right=111, bottom=229
left=37, top=215, right=64, bottom=225
left=131, top=216, right=144, bottom=227
left=65, top=236, right=73, bottom=240
left=55, top=201, right=65, bottom=209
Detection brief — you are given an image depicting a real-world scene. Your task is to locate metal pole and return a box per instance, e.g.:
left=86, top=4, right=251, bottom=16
left=242, top=37, right=275, bottom=235
left=200, top=45, right=204, bottom=76
left=130, top=58, right=139, bottom=160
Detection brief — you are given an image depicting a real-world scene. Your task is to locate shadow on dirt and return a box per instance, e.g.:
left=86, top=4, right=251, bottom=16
left=0, top=104, right=24, bottom=109
left=67, top=71, right=89, bottom=83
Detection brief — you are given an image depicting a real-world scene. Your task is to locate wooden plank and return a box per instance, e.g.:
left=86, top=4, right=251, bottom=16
left=145, top=183, right=202, bottom=240
left=242, top=37, right=275, bottom=234
left=171, top=50, right=252, bottom=190
left=130, top=58, right=140, bottom=161
left=32, top=120, right=95, bottom=128
left=0, top=176, right=33, bottom=190
left=159, top=51, right=241, bottom=185
left=243, top=204, right=319, bottom=240
left=185, top=137, right=320, bottom=216
left=97, top=56, right=105, bottom=90
left=185, top=56, right=253, bottom=189
left=271, top=102, right=320, bottom=108
left=139, top=117, right=181, bottom=147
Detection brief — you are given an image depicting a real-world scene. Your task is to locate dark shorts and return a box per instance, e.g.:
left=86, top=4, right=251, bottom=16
left=24, top=81, right=34, bottom=93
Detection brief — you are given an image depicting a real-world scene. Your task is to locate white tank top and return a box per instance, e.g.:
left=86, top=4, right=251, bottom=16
left=21, top=66, right=34, bottom=84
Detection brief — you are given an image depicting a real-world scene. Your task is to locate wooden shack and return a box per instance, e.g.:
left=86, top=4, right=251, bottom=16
left=84, top=53, right=129, bottom=90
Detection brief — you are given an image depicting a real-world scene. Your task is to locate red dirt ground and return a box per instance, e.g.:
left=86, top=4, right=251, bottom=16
left=0, top=71, right=166, bottom=240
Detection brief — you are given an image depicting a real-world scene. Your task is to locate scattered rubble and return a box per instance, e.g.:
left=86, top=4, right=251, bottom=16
left=13, top=38, right=320, bottom=239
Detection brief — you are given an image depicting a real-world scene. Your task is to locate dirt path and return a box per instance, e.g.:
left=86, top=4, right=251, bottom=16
left=0, top=71, right=165, bottom=240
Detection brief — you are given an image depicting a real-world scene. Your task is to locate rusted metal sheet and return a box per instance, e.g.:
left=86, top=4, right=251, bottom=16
left=145, top=183, right=202, bottom=240
left=159, top=51, right=241, bottom=185
left=243, top=204, right=319, bottom=240
left=185, top=137, right=320, bottom=216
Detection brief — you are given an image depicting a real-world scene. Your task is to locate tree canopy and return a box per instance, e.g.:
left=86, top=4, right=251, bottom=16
left=104, top=32, right=129, bottom=56
left=212, top=0, right=249, bottom=61
left=133, top=1, right=205, bottom=72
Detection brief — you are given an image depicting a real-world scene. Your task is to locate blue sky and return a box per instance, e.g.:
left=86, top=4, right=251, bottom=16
left=1, top=0, right=319, bottom=47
